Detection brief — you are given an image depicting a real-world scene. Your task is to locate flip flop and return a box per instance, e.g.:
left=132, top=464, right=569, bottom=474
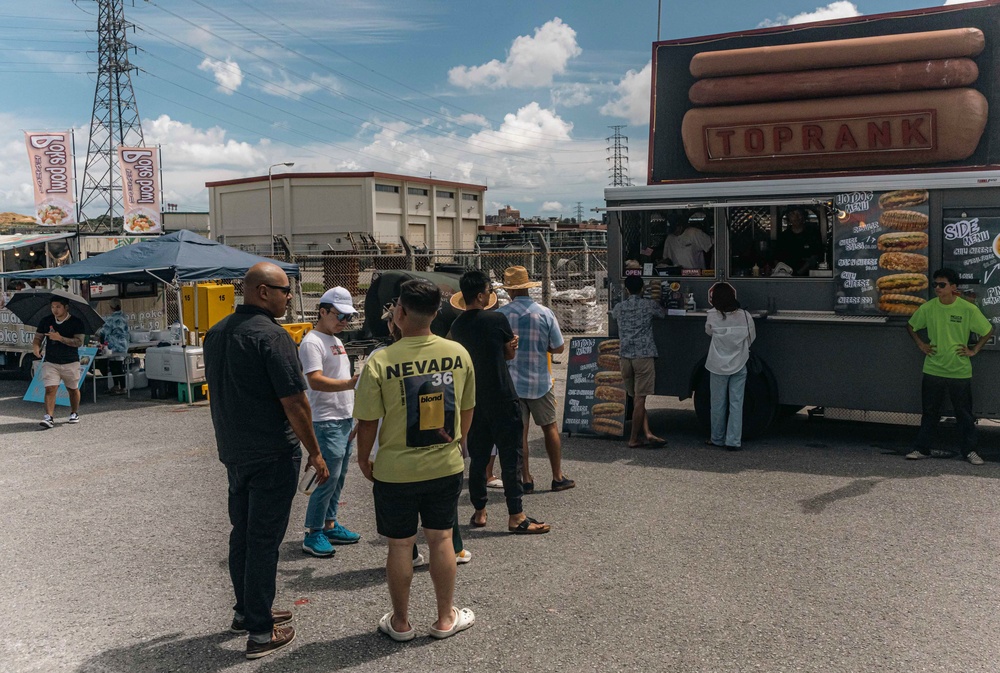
left=508, top=516, right=550, bottom=534
left=470, top=513, right=487, bottom=528
left=486, top=477, right=504, bottom=489
left=645, top=439, right=667, bottom=449
left=521, top=481, right=534, bottom=494
left=429, top=607, right=475, bottom=640
left=378, top=612, right=415, bottom=642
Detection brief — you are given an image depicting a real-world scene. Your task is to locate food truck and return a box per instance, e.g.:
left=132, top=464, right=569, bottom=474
left=604, top=1, right=1000, bottom=437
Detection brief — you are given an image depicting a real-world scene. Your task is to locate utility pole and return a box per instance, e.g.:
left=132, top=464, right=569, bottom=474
left=606, top=125, right=630, bottom=187
left=78, top=0, right=146, bottom=233
left=575, top=202, right=584, bottom=223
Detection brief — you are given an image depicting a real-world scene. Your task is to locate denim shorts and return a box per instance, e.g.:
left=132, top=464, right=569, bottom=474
left=373, top=472, right=462, bottom=539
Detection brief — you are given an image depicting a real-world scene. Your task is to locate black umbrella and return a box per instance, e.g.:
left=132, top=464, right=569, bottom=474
left=6, top=288, right=105, bottom=335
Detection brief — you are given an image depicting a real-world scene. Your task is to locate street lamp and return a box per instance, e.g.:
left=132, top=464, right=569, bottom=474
left=268, top=162, right=294, bottom=255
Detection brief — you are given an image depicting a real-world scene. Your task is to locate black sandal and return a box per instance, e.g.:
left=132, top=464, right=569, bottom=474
left=508, top=517, right=550, bottom=535
left=521, top=481, right=534, bottom=494
left=470, top=513, right=487, bottom=528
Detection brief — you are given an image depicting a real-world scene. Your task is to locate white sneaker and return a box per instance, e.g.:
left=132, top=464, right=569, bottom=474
left=412, top=552, right=426, bottom=568
left=67, top=412, right=80, bottom=424
left=39, top=415, right=54, bottom=429
left=456, top=549, right=472, bottom=564
left=967, top=451, right=985, bottom=466
left=905, top=450, right=929, bottom=460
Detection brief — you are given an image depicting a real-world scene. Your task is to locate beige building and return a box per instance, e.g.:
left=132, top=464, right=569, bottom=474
left=206, top=171, right=487, bottom=252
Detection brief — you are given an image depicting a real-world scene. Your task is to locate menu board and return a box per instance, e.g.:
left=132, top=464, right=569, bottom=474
left=833, top=190, right=930, bottom=316
left=943, top=215, right=1000, bottom=330
left=561, top=337, right=627, bottom=437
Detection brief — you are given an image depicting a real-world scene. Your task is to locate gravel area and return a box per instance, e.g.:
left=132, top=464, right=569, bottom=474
left=1, top=355, right=999, bottom=673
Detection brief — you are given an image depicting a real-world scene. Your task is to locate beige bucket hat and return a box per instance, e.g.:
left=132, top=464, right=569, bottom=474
left=449, top=289, right=498, bottom=311
left=500, top=266, right=541, bottom=290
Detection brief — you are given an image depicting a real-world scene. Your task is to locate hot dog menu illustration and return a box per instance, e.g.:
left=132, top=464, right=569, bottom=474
left=943, top=215, right=1000, bottom=329
left=561, top=337, right=627, bottom=437
left=834, top=190, right=930, bottom=315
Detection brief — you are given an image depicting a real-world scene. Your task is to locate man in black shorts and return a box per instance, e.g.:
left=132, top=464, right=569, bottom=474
left=354, top=279, right=477, bottom=641
left=449, top=270, right=550, bottom=535
left=33, top=297, right=85, bottom=428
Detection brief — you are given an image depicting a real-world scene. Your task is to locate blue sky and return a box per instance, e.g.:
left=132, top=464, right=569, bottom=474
left=0, top=0, right=980, bottom=218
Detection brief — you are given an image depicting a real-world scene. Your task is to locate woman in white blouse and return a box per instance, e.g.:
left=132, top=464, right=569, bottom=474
left=704, top=282, right=755, bottom=450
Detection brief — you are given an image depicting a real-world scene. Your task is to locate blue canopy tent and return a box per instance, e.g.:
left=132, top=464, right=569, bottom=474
left=2, top=230, right=302, bottom=403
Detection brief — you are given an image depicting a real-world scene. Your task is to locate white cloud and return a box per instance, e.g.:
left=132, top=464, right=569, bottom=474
left=600, top=61, right=651, bottom=126
left=252, top=70, right=340, bottom=100
left=540, top=201, right=565, bottom=212
left=758, top=1, right=861, bottom=27
left=452, top=113, right=491, bottom=128
left=551, top=83, right=593, bottom=108
left=198, top=57, right=244, bottom=94
left=448, top=18, right=582, bottom=89
left=145, top=115, right=266, bottom=168
left=467, top=103, right=573, bottom=155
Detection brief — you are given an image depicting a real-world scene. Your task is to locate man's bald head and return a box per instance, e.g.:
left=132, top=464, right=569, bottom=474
left=245, top=262, right=291, bottom=317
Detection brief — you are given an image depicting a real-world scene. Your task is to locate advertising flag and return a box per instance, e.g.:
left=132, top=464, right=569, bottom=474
left=25, top=131, right=77, bottom=227
left=117, top=146, right=162, bottom=234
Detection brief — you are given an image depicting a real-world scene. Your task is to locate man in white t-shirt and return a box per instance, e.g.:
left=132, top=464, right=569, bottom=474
left=662, top=212, right=713, bottom=270
left=299, top=287, right=360, bottom=557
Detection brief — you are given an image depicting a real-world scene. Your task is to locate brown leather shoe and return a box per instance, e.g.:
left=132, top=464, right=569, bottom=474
left=246, top=625, right=295, bottom=660
left=230, top=609, right=293, bottom=634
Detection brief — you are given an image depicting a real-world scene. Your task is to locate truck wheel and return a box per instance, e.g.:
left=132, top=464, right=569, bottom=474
left=693, top=367, right=778, bottom=440
left=19, top=354, right=37, bottom=381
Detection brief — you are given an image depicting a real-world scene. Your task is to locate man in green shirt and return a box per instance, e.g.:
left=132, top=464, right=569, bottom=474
left=906, top=268, right=994, bottom=465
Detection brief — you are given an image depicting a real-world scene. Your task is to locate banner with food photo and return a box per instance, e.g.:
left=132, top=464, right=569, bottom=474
left=117, top=146, right=162, bottom=234
left=833, top=189, right=930, bottom=316
left=24, top=131, right=77, bottom=227
left=561, top=337, right=628, bottom=437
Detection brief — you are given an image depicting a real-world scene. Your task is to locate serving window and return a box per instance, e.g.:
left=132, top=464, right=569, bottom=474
left=620, top=208, right=716, bottom=277
left=727, top=203, right=833, bottom=278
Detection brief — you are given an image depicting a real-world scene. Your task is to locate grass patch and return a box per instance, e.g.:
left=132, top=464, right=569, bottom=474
left=301, top=282, right=324, bottom=293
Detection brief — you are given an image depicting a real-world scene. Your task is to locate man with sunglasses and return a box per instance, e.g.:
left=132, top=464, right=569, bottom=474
left=906, top=268, right=994, bottom=465
left=204, top=262, right=329, bottom=660
left=299, top=287, right=361, bottom=557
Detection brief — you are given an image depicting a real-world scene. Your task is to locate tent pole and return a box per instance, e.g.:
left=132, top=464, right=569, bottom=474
left=176, top=283, right=192, bottom=406
left=193, top=282, right=200, bottom=346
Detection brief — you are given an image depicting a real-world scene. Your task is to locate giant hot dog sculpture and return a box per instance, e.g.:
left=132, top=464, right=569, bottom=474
left=681, top=28, right=989, bottom=174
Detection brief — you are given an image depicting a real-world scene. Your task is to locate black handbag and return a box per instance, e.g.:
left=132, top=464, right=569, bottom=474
left=743, top=311, right=763, bottom=375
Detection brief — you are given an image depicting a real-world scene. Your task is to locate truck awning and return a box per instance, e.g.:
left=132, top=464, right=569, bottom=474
left=596, top=197, right=832, bottom=212
left=0, top=232, right=75, bottom=252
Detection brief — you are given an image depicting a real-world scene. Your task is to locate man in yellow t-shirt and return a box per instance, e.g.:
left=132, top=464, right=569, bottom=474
left=354, top=279, right=477, bottom=641
left=906, top=268, right=994, bottom=465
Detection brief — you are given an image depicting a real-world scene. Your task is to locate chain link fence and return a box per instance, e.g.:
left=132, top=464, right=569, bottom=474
left=228, top=244, right=609, bottom=337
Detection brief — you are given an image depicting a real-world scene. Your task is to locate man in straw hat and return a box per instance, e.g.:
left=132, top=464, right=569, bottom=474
left=450, top=270, right=551, bottom=534
left=497, top=266, right=575, bottom=493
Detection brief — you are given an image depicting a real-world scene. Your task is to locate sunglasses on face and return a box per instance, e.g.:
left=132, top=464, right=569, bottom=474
left=260, top=283, right=292, bottom=295
left=335, top=312, right=350, bottom=322
left=933, top=282, right=950, bottom=289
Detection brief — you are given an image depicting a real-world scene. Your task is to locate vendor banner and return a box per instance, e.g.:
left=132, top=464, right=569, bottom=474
left=24, top=131, right=77, bottom=227
left=117, top=146, right=161, bottom=234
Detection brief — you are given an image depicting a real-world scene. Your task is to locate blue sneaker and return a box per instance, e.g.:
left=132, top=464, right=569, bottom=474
left=302, top=531, right=335, bottom=557
left=324, top=522, right=360, bottom=545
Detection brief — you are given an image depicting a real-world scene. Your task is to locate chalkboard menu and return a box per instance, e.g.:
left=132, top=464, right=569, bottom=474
left=833, top=190, right=930, bottom=316
left=943, top=216, right=1000, bottom=330
left=561, top=337, right=628, bottom=437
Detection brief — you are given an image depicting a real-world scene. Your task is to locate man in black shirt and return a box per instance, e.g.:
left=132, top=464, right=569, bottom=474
left=204, top=262, right=329, bottom=661
left=775, top=207, right=825, bottom=276
left=449, top=270, right=550, bottom=535
left=33, top=297, right=85, bottom=429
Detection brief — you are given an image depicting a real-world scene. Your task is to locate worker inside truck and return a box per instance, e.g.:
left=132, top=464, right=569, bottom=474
left=660, top=210, right=715, bottom=271
left=727, top=202, right=833, bottom=278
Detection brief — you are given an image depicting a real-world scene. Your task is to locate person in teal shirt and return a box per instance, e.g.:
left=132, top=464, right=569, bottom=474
left=906, top=268, right=994, bottom=465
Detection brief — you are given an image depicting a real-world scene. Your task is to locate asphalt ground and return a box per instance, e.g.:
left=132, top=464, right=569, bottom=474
left=2, top=359, right=999, bottom=673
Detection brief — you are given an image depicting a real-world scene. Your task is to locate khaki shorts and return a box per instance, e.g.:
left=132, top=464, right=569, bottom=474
left=621, top=357, right=655, bottom=398
left=41, top=361, right=81, bottom=389
left=520, top=388, right=558, bottom=427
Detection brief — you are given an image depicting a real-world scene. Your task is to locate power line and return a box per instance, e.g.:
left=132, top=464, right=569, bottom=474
left=606, top=125, right=631, bottom=187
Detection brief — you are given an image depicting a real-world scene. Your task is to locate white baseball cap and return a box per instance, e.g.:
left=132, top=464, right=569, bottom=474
left=319, top=287, right=357, bottom=314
